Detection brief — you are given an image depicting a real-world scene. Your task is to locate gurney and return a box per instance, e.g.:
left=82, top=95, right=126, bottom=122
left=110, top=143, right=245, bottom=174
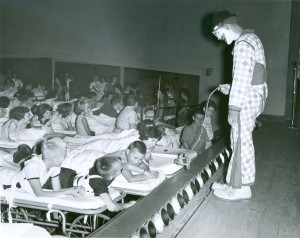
left=109, top=146, right=197, bottom=196
left=0, top=187, right=126, bottom=237
left=110, top=171, right=166, bottom=196
left=150, top=146, right=197, bottom=176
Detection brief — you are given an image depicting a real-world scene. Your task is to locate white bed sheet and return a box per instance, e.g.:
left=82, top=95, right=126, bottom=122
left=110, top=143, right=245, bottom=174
left=1, top=188, right=122, bottom=210
left=110, top=171, right=165, bottom=195
left=149, top=146, right=197, bottom=176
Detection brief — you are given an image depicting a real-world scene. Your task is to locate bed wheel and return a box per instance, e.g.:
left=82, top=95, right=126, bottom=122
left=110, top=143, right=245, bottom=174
left=68, top=214, right=110, bottom=237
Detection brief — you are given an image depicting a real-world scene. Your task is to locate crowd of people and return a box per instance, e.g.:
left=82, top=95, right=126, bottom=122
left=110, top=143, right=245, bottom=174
left=0, top=62, right=225, bottom=238
left=0, top=9, right=269, bottom=237
left=0, top=66, right=219, bottom=233
left=0, top=69, right=218, bottom=149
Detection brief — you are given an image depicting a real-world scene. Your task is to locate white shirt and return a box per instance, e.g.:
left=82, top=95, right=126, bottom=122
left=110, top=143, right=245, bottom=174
left=116, top=106, right=138, bottom=130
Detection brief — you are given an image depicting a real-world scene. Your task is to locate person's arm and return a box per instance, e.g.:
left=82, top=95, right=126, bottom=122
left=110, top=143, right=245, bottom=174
left=128, top=111, right=138, bottom=129
left=99, top=192, right=135, bottom=212
left=121, top=168, right=158, bottom=182
left=8, top=120, right=17, bottom=135
left=28, top=178, right=84, bottom=198
left=181, top=128, right=191, bottom=149
left=182, top=141, right=191, bottom=150
left=121, top=162, right=159, bottom=182
left=155, top=108, right=165, bottom=122
left=122, top=163, right=150, bottom=173
left=3, top=120, right=18, bottom=141
left=81, top=117, right=93, bottom=136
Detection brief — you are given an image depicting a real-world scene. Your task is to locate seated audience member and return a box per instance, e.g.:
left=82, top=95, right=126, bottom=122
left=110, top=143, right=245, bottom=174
left=155, top=89, right=166, bottom=123
left=180, top=110, right=209, bottom=155
left=54, top=75, right=64, bottom=100
left=154, top=87, right=176, bottom=125
left=105, top=75, right=121, bottom=95
left=98, top=76, right=108, bottom=101
left=60, top=156, right=136, bottom=212
left=100, top=91, right=114, bottom=105
left=85, top=91, right=102, bottom=111
left=200, top=99, right=217, bottom=148
left=113, top=84, right=125, bottom=99
left=15, top=93, right=34, bottom=109
left=32, top=84, right=47, bottom=98
left=107, top=141, right=159, bottom=182
left=13, top=83, right=34, bottom=98
left=93, top=97, right=124, bottom=118
left=115, top=95, right=138, bottom=130
left=11, top=73, right=23, bottom=90
left=0, top=96, right=10, bottom=118
left=50, top=103, right=75, bottom=132
left=124, top=83, right=140, bottom=99
left=74, top=98, right=94, bottom=136
left=63, top=72, right=73, bottom=101
left=163, top=88, right=177, bottom=126
left=177, top=88, right=192, bottom=127
left=2, top=78, right=15, bottom=92
left=1, top=106, right=32, bottom=140
left=89, top=75, right=102, bottom=100
left=1, top=137, right=84, bottom=198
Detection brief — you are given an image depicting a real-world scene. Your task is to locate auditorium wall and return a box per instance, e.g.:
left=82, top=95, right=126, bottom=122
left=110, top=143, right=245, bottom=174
left=0, top=0, right=293, bottom=117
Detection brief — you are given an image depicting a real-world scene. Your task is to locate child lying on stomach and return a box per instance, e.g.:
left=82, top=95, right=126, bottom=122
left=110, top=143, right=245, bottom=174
left=60, top=156, right=136, bottom=212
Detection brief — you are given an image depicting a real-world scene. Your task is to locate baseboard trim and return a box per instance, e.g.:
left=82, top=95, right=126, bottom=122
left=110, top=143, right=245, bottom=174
left=257, top=114, right=286, bottom=122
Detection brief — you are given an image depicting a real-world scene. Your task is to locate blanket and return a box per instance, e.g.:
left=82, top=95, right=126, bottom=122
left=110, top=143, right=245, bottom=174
left=110, top=171, right=165, bottom=194
left=64, top=129, right=140, bottom=154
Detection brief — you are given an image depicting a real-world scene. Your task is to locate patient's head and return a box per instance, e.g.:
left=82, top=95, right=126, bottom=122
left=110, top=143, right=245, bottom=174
left=137, top=120, right=162, bottom=148
left=94, top=156, right=122, bottom=180
left=126, top=141, right=147, bottom=165
left=139, top=126, right=162, bottom=149
left=111, top=97, right=124, bottom=112
left=200, top=100, right=217, bottom=118
left=125, top=95, right=138, bottom=108
left=9, top=106, right=31, bottom=123
left=42, top=137, right=67, bottom=168
left=37, top=103, right=53, bottom=121
left=57, top=103, right=73, bottom=118
left=74, top=98, right=90, bottom=115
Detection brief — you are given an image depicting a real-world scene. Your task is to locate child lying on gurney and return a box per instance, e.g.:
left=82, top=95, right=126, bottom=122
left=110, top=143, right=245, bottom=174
left=60, top=156, right=137, bottom=212
left=1, top=137, right=139, bottom=212
left=106, top=140, right=159, bottom=182
left=1, top=137, right=84, bottom=198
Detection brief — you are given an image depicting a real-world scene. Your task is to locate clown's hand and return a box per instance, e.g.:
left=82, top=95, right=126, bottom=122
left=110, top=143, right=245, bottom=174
left=218, top=84, right=231, bottom=95
left=228, top=109, right=240, bottom=125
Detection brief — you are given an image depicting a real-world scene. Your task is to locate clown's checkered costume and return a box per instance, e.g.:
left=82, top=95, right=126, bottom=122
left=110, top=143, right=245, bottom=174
left=226, top=29, right=267, bottom=188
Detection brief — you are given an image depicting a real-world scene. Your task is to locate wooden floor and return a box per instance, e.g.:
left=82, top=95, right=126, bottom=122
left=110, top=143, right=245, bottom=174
left=176, top=119, right=300, bottom=238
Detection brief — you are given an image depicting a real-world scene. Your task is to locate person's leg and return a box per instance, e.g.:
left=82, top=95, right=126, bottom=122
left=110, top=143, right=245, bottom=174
left=214, top=93, right=262, bottom=200
left=211, top=118, right=238, bottom=190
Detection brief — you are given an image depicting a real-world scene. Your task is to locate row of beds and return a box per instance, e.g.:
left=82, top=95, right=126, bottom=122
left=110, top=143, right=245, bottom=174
left=0, top=129, right=193, bottom=237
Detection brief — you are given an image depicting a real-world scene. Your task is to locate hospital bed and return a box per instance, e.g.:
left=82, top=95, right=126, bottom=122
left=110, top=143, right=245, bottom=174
left=109, top=146, right=197, bottom=196
left=0, top=187, right=126, bottom=237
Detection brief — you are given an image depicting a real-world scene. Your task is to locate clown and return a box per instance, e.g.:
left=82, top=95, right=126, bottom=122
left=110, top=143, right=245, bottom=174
left=211, top=10, right=268, bottom=201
